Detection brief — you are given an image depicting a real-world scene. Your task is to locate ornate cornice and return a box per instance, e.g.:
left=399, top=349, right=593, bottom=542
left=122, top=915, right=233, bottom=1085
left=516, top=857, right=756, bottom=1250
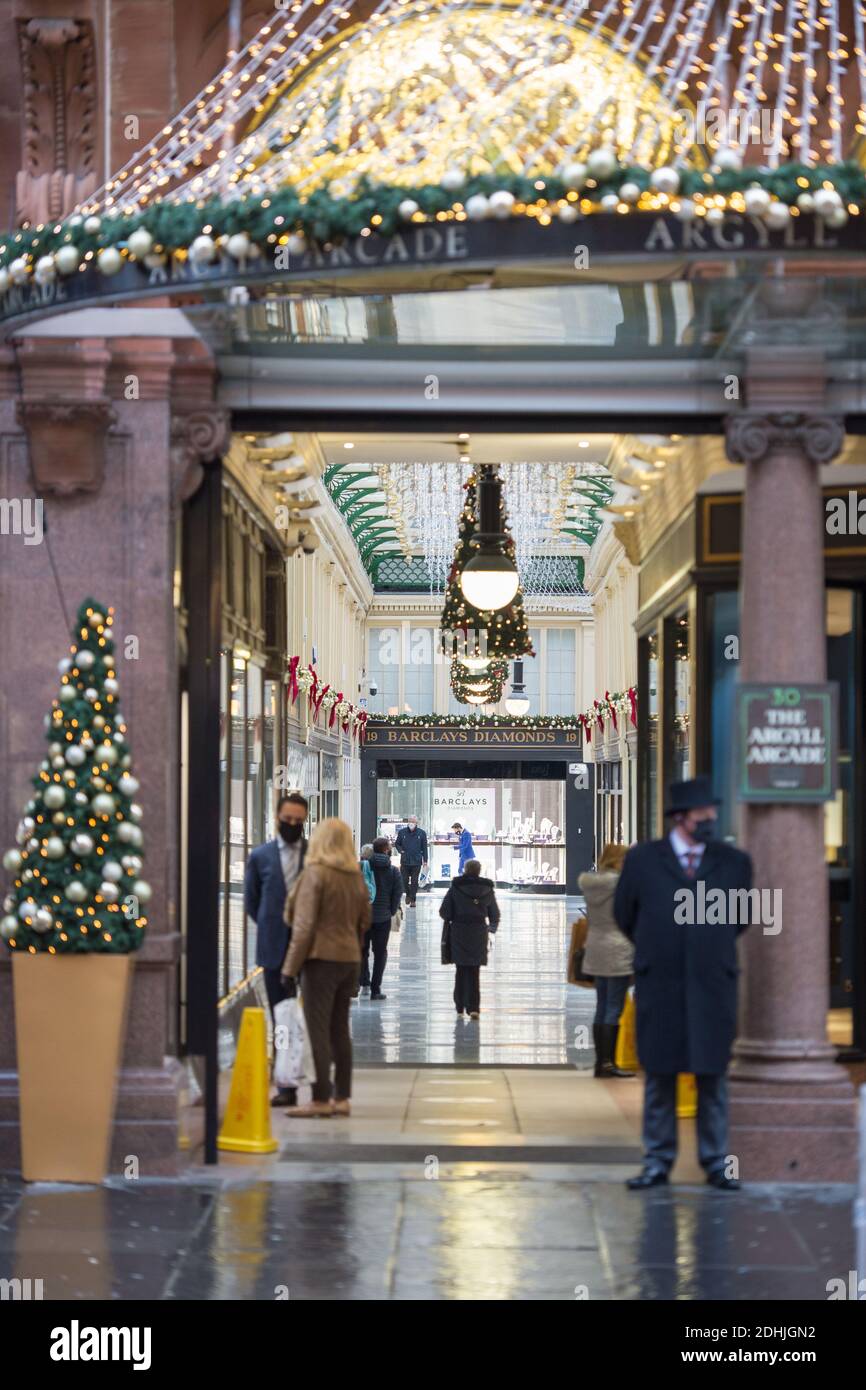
left=170, top=408, right=231, bottom=502
left=16, top=397, right=115, bottom=495
left=725, top=413, right=845, bottom=468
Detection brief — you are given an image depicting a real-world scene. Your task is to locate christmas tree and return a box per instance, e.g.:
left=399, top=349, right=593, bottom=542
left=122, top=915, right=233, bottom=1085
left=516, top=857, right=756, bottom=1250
left=441, top=473, right=534, bottom=669
left=1, top=598, right=149, bottom=954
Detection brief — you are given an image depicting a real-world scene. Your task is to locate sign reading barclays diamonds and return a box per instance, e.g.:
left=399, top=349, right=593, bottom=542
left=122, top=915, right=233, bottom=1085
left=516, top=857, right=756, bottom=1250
left=1, top=213, right=863, bottom=328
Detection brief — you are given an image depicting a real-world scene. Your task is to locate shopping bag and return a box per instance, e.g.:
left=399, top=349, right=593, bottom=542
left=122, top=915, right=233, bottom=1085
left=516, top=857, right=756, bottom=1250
left=567, top=915, right=594, bottom=987
left=441, top=921, right=453, bottom=965
left=614, top=989, right=639, bottom=1071
left=676, top=1073, right=698, bottom=1118
left=418, top=866, right=430, bottom=889
left=273, top=997, right=314, bottom=1088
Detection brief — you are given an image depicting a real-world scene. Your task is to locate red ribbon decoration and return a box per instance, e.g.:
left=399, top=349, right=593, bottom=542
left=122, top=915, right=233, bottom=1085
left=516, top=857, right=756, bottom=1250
left=313, top=682, right=330, bottom=719
left=358, top=711, right=369, bottom=743
left=594, top=700, right=605, bottom=732
left=287, top=655, right=300, bottom=704
left=605, top=691, right=618, bottom=733
left=306, top=665, right=318, bottom=711
left=329, top=691, right=344, bottom=729
left=628, top=686, right=638, bottom=727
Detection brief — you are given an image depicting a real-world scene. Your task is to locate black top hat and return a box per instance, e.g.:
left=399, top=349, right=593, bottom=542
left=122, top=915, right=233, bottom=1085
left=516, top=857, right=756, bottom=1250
left=664, top=775, right=721, bottom=816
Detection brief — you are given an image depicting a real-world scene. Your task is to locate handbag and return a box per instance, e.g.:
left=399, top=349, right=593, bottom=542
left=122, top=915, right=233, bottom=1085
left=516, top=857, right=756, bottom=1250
left=391, top=907, right=403, bottom=932
left=440, top=920, right=453, bottom=965
left=567, top=914, right=594, bottom=987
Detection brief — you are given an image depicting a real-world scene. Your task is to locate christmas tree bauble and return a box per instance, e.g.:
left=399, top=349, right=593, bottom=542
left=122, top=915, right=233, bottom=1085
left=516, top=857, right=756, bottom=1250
left=130, top=804, right=143, bottom=822
left=102, top=861, right=124, bottom=882
left=99, top=744, right=119, bottom=765
left=52, top=813, right=65, bottom=826
left=118, top=775, right=139, bottom=797
left=70, top=833, right=94, bottom=856
left=16, top=818, right=35, bottom=842
left=118, top=823, right=138, bottom=843
left=132, top=881, right=152, bottom=904
left=33, top=908, right=53, bottom=932
left=98, top=883, right=120, bottom=903
left=18, top=899, right=37, bottom=921
left=75, top=649, right=95, bottom=670
left=1, top=916, right=16, bottom=940
left=59, top=686, right=76, bottom=702
left=3, top=848, right=22, bottom=872
left=65, top=881, right=88, bottom=903
left=92, top=793, right=116, bottom=816
left=44, top=837, right=65, bottom=859
left=65, top=745, right=86, bottom=766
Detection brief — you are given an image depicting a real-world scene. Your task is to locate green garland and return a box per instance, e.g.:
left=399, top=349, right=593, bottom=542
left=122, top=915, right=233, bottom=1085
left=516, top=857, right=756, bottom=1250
left=2, top=160, right=861, bottom=279
left=368, top=713, right=585, bottom=728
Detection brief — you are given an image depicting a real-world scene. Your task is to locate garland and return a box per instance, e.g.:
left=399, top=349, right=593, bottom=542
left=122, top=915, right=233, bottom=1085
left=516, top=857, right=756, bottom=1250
left=287, top=660, right=368, bottom=742
left=3, top=160, right=856, bottom=293
left=365, top=689, right=638, bottom=740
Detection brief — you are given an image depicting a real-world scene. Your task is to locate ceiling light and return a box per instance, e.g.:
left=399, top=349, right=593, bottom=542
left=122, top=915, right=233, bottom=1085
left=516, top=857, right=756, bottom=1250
left=459, top=464, right=520, bottom=611
left=505, top=659, right=530, bottom=716
left=343, top=442, right=354, bottom=449
left=578, top=440, right=590, bottom=448
left=458, top=433, right=469, bottom=442
left=465, top=692, right=492, bottom=705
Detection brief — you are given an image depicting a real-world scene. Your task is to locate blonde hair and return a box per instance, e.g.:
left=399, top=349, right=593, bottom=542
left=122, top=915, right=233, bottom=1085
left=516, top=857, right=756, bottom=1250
left=306, top=818, right=361, bottom=872
left=598, top=842, right=627, bottom=872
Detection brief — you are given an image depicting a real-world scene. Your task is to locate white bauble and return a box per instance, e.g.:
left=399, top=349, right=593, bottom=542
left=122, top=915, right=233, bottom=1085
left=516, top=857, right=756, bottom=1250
left=27, top=837, right=39, bottom=851
left=74, top=792, right=88, bottom=805
left=70, top=832, right=94, bottom=856
left=44, top=837, right=65, bottom=859
left=743, top=186, right=771, bottom=217
left=18, top=899, right=37, bottom=922
left=103, top=679, right=119, bottom=695
left=599, top=193, right=620, bottom=212
left=93, top=716, right=105, bottom=729
left=827, top=206, right=849, bottom=228
left=54, top=244, right=81, bottom=276
left=796, top=192, right=815, bottom=214
left=10, top=257, right=30, bottom=284
left=441, top=167, right=466, bottom=192
left=713, top=147, right=742, bottom=173
left=84, top=688, right=98, bottom=703
left=35, top=255, right=56, bottom=285
left=57, top=657, right=72, bottom=676
left=286, top=233, right=306, bottom=256
left=764, top=201, right=791, bottom=230
left=58, top=685, right=76, bottom=703
left=465, top=194, right=490, bottom=221
left=127, top=825, right=143, bottom=848
left=189, top=234, right=216, bottom=265
left=44, top=785, right=65, bottom=809
left=51, top=757, right=66, bottom=771
left=121, top=855, right=143, bottom=875
left=813, top=187, right=841, bottom=218
left=1, top=915, right=18, bottom=940
left=65, top=881, right=88, bottom=903
left=618, top=181, right=641, bottom=205
left=674, top=199, right=697, bottom=222
left=16, top=818, right=35, bottom=843
left=129, top=803, right=143, bottom=822
left=132, top=880, right=152, bottom=904
left=65, top=745, right=86, bottom=767
left=3, top=895, right=13, bottom=912
left=49, top=742, right=63, bottom=757
left=587, top=146, right=617, bottom=181
left=558, top=203, right=579, bottom=224
left=114, top=732, right=125, bottom=744
left=33, top=908, right=54, bottom=933
left=650, top=166, right=680, bottom=196
left=560, top=162, right=587, bottom=190
left=488, top=190, right=515, bottom=219
left=121, top=756, right=131, bottom=768
left=397, top=199, right=419, bottom=221
left=51, top=812, right=65, bottom=826
left=68, top=214, right=83, bottom=228
left=84, top=215, right=101, bottom=233
left=92, top=793, right=116, bottom=816
left=98, top=882, right=120, bottom=903
left=226, top=231, right=251, bottom=260
left=97, top=247, right=122, bottom=276
left=91, top=777, right=106, bottom=791
left=21, top=870, right=33, bottom=881
left=118, top=822, right=138, bottom=844
left=127, top=228, right=154, bottom=260
left=80, top=734, right=94, bottom=750
left=0, top=268, right=8, bottom=295
left=75, top=649, right=95, bottom=670
left=144, top=251, right=167, bottom=269
left=102, top=861, right=124, bottom=883
left=99, top=744, right=119, bottom=765
left=118, top=774, right=140, bottom=797
left=3, top=848, right=23, bottom=872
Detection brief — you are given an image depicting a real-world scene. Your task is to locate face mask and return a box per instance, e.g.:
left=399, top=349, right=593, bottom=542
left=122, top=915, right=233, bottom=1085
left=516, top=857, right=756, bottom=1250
left=690, top=817, right=716, bottom=844
left=279, top=822, right=303, bottom=844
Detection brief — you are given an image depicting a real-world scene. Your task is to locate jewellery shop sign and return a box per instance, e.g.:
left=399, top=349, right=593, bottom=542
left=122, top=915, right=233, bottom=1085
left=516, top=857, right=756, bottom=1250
left=736, top=683, right=838, bottom=803
left=365, top=722, right=584, bottom=752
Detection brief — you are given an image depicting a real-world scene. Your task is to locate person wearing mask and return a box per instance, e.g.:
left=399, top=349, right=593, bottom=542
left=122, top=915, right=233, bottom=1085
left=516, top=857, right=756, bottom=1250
left=439, top=858, right=500, bottom=1019
left=579, top=842, right=635, bottom=1079
left=614, top=776, right=753, bottom=1192
left=359, top=843, right=376, bottom=903
left=360, top=836, right=403, bottom=1000
left=451, top=822, right=474, bottom=874
left=394, top=815, right=428, bottom=908
left=281, top=818, right=370, bottom=1118
left=244, top=791, right=308, bottom=1107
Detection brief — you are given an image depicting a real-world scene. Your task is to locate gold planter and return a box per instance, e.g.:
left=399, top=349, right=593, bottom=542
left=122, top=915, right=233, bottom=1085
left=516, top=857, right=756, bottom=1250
left=12, top=953, right=133, bottom=1183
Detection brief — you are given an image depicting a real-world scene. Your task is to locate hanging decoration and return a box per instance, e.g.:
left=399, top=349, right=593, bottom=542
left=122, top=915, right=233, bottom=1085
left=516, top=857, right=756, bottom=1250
left=286, top=659, right=368, bottom=741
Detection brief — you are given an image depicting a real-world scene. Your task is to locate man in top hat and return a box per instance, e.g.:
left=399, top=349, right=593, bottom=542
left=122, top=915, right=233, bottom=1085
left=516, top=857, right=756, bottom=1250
left=614, top=775, right=753, bottom=1191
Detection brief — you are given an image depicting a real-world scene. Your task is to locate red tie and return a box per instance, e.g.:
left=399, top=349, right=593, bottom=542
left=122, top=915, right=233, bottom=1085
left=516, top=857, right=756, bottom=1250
left=684, top=851, right=699, bottom=879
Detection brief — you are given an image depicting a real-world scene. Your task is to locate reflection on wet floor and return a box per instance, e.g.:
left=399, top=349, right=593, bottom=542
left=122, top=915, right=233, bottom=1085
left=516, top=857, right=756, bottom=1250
left=351, top=890, right=595, bottom=1066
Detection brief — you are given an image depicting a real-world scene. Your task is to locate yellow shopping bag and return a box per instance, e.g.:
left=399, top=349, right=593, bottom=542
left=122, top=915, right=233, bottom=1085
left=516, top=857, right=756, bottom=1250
left=676, top=1073, right=698, bottom=1118
left=614, top=989, right=639, bottom=1071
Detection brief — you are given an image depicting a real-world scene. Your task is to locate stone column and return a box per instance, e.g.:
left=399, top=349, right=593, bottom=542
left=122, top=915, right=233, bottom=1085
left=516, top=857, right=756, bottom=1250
left=725, top=388, right=858, bottom=1181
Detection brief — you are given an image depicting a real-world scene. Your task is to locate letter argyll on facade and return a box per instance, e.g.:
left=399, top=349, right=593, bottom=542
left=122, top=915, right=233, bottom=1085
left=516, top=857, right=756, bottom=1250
left=736, top=684, right=838, bottom=802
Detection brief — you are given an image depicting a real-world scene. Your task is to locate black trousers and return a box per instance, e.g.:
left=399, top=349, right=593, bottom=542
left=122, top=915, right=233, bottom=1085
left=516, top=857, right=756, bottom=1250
left=454, top=965, right=480, bottom=1014
left=642, top=1073, right=729, bottom=1176
left=301, top=959, right=358, bottom=1103
left=401, top=862, right=421, bottom=904
left=360, top=922, right=391, bottom=993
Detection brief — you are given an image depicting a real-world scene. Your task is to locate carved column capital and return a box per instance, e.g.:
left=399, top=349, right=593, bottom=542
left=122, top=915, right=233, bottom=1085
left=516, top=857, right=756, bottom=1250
left=725, top=413, right=844, bottom=468
left=16, top=397, right=115, bottom=495
left=170, top=408, right=231, bottom=502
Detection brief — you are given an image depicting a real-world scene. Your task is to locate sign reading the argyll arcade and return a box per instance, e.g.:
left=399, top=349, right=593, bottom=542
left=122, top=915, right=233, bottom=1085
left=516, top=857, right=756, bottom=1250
left=365, top=721, right=584, bottom=751
left=736, top=683, right=838, bottom=802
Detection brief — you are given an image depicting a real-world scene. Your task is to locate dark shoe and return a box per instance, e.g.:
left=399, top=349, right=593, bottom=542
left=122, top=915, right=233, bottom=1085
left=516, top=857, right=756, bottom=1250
left=455, top=1007, right=464, bottom=1016
left=468, top=1011, right=480, bottom=1020
left=271, top=1087, right=297, bottom=1107
left=627, top=1169, right=669, bottom=1190
left=370, top=992, right=386, bottom=1001
left=360, top=985, right=370, bottom=997
left=600, top=1023, right=636, bottom=1078
left=706, top=1171, right=741, bottom=1191
left=592, top=1023, right=604, bottom=1076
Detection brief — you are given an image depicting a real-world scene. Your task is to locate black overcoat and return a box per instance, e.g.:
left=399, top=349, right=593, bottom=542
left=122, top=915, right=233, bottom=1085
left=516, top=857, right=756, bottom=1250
left=439, top=875, right=500, bottom=966
left=613, top=837, right=753, bottom=1075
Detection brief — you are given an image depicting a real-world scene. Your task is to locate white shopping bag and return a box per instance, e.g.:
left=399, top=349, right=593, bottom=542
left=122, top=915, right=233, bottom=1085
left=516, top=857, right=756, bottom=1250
left=273, top=997, right=315, bottom=1088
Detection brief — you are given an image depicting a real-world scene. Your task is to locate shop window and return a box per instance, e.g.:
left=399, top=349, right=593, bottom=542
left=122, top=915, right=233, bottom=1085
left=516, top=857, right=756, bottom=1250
left=403, top=626, right=435, bottom=714
left=546, top=628, right=576, bottom=715
left=367, top=626, right=400, bottom=714
left=522, top=628, right=542, bottom=713
left=321, top=753, right=340, bottom=821
left=665, top=608, right=690, bottom=782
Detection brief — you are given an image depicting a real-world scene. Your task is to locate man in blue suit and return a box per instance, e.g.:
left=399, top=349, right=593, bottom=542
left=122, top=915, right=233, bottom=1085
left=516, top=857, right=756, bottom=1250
left=244, top=791, right=308, bottom=1106
left=452, top=822, right=474, bottom=874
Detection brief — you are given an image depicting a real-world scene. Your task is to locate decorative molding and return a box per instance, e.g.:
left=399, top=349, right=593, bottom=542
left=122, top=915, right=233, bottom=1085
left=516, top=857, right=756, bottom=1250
left=725, top=413, right=845, bottom=468
left=16, top=17, right=98, bottom=224
left=16, top=397, right=114, bottom=495
left=170, top=409, right=231, bottom=502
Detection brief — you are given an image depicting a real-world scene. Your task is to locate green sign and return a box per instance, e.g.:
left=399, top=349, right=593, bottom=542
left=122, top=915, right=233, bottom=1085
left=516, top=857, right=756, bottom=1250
left=737, top=684, right=838, bottom=803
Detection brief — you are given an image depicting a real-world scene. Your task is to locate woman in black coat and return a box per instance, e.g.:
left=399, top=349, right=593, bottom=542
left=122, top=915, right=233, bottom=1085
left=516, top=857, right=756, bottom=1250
left=439, top=859, right=500, bottom=1019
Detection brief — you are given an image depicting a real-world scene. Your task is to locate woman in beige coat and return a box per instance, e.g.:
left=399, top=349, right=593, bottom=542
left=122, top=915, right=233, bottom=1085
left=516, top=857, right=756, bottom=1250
left=579, top=842, right=635, bottom=1079
left=281, top=818, right=371, bottom=1117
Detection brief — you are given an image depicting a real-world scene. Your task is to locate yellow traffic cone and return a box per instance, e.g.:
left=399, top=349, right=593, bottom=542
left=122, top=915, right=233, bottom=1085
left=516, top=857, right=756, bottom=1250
left=676, top=1073, right=698, bottom=1118
left=218, top=1008, right=279, bottom=1154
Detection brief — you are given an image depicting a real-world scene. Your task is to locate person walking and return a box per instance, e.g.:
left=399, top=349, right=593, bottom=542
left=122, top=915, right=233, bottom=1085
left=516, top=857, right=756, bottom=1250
left=451, top=821, right=474, bottom=874
left=580, top=842, right=635, bottom=1079
left=360, top=836, right=402, bottom=1000
left=359, top=843, right=376, bottom=902
left=614, top=776, right=753, bottom=1191
left=394, top=814, right=428, bottom=908
left=439, top=858, right=500, bottom=1019
left=244, top=791, right=308, bottom=1107
left=280, top=818, right=370, bottom=1118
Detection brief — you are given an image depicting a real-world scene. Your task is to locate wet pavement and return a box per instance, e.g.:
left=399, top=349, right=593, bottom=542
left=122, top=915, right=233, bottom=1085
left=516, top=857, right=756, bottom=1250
left=0, top=1171, right=855, bottom=1300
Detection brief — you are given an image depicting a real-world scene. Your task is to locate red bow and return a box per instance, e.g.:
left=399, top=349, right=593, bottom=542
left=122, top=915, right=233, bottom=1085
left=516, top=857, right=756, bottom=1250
left=313, top=682, right=330, bottom=718
left=287, top=655, right=300, bottom=704
left=594, top=700, right=605, bottom=732
left=605, top=691, right=618, bottom=733
left=329, top=692, right=343, bottom=729
left=307, top=665, right=318, bottom=710
left=628, top=687, right=638, bottom=727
